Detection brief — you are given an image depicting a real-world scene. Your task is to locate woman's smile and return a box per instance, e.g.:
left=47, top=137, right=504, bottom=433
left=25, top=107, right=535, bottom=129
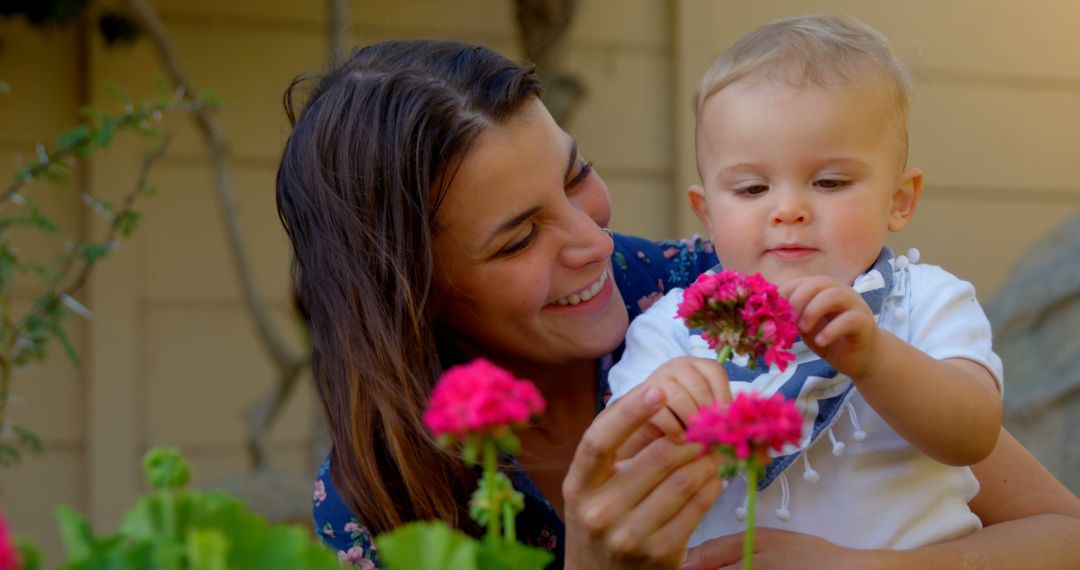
left=551, top=267, right=611, bottom=306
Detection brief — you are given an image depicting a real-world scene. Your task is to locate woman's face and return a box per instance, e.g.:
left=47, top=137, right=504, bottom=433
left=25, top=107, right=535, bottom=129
left=432, top=98, right=628, bottom=369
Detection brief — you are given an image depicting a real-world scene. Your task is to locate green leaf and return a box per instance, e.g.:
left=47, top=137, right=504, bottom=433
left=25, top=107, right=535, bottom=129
left=15, top=164, right=37, bottom=183
left=475, top=540, right=554, bottom=570
left=186, top=529, right=229, bottom=570
left=55, top=505, right=96, bottom=560
left=198, top=90, right=224, bottom=107
left=94, top=117, right=117, bottom=149
left=43, top=161, right=70, bottom=184
left=49, top=321, right=82, bottom=367
left=376, top=521, right=479, bottom=570
left=0, top=443, right=20, bottom=466
left=56, top=126, right=91, bottom=150
left=15, top=538, right=43, bottom=570
left=152, top=76, right=172, bottom=97
left=78, top=243, right=112, bottom=263
left=115, top=210, right=141, bottom=237
left=13, top=424, right=44, bottom=454
left=143, top=447, right=191, bottom=491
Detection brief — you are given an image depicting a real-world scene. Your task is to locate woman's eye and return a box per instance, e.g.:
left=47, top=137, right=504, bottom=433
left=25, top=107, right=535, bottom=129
left=498, top=227, right=537, bottom=257
left=566, top=161, right=593, bottom=190
left=815, top=179, right=849, bottom=190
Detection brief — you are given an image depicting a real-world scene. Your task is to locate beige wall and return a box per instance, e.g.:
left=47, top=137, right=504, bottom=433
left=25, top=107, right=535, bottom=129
left=0, top=0, right=1076, bottom=563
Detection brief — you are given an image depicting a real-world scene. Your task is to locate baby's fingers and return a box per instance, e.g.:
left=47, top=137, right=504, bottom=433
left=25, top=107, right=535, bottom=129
left=797, top=285, right=865, bottom=331
left=811, top=310, right=864, bottom=346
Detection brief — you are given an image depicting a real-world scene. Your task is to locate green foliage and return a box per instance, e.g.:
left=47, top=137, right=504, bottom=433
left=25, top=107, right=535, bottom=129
left=0, top=78, right=217, bottom=469
left=49, top=448, right=341, bottom=569
left=375, top=437, right=552, bottom=570
left=15, top=537, right=43, bottom=570
left=377, top=522, right=479, bottom=570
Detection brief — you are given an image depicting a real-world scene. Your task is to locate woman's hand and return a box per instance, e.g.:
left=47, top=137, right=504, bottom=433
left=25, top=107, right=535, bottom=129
left=681, top=528, right=869, bottom=570
left=562, top=385, right=725, bottom=569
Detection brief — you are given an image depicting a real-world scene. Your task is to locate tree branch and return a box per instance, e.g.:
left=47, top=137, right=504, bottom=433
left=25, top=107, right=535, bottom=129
left=127, top=0, right=308, bottom=467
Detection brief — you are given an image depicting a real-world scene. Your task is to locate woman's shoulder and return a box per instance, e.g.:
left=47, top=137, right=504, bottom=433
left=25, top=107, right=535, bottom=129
left=611, top=232, right=717, bottom=321
left=314, top=456, right=381, bottom=568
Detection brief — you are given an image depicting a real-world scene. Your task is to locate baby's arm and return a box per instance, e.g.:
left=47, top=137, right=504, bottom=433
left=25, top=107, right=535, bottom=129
left=782, top=274, right=1001, bottom=466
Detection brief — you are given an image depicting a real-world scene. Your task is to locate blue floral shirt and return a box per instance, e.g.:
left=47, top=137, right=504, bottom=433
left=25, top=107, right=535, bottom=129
left=312, top=233, right=717, bottom=567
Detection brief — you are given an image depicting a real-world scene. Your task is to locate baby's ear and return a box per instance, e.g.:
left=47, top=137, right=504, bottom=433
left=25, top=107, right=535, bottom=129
left=889, top=167, right=923, bottom=232
left=688, top=185, right=712, bottom=232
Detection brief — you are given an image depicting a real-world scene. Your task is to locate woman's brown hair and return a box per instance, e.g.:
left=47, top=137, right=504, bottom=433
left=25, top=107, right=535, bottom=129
left=276, top=40, right=541, bottom=534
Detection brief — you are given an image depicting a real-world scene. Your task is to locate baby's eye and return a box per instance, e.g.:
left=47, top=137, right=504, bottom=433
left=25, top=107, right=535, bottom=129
left=814, top=179, right=850, bottom=190
left=735, top=184, right=769, bottom=196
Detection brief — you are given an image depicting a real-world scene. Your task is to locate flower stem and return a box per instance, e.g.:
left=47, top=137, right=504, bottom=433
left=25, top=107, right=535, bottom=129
left=483, top=439, right=500, bottom=543
left=743, top=467, right=757, bottom=570
left=503, top=501, right=516, bottom=543
left=717, top=345, right=733, bottom=365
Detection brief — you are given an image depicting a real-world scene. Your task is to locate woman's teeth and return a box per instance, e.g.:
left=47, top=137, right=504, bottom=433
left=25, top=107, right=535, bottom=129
left=555, top=269, right=608, bottom=306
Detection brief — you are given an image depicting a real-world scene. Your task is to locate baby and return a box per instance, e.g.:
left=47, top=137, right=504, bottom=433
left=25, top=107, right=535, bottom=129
left=608, top=14, right=1003, bottom=549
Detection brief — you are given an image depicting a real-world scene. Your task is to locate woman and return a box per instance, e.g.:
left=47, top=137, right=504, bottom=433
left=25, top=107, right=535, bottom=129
left=277, top=40, right=1080, bottom=569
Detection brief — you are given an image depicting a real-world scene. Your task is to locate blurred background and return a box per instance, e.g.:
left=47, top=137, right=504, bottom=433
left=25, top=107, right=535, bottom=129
left=0, top=0, right=1077, bottom=564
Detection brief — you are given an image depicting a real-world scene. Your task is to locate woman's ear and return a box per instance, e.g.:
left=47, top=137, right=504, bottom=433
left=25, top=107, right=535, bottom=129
left=688, top=185, right=713, bottom=234
left=888, top=167, right=923, bottom=232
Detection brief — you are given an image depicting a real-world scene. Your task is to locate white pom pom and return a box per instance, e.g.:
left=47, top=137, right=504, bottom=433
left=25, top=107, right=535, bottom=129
left=853, top=430, right=867, bottom=442
left=735, top=507, right=747, bottom=521
left=895, top=255, right=909, bottom=270
left=893, top=307, right=907, bottom=322
left=907, top=248, right=920, bottom=263
left=803, top=468, right=820, bottom=483
left=832, top=441, right=846, bottom=456
left=775, top=508, right=791, bottom=521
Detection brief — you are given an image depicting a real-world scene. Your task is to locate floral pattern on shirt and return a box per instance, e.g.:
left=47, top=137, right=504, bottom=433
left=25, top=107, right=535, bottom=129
left=312, top=233, right=718, bottom=568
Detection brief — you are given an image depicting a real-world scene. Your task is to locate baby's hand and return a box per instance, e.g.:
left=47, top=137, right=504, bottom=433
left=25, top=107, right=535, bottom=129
left=635, top=356, right=732, bottom=441
left=780, top=276, right=881, bottom=380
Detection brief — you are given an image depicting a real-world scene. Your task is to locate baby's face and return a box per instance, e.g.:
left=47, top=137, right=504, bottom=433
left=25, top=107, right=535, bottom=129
left=690, top=76, right=921, bottom=287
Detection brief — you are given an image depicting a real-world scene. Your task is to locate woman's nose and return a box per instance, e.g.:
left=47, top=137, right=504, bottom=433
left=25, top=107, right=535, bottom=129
left=558, top=210, right=614, bottom=268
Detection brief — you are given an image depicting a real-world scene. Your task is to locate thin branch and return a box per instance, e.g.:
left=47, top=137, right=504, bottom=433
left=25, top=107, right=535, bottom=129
left=0, top=99, right=183, bottom=209
left=10, top=134, right=172, bottom=364
left=128, top=0, right=310, bottom=468
left=328, top=0, right=349, bottom=66
left=127, top=0, right=303, bottom=373
left=514, top=0, right=585, bottom=126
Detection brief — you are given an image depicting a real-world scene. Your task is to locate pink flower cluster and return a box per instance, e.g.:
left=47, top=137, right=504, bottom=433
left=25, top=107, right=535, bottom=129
left=685, top=392, right=803, bottom=464
left=677, top=270, right=799, bottom=371
left=0, top=512, right=18, bottom=570
left=423, top=359, right=546, bottom=439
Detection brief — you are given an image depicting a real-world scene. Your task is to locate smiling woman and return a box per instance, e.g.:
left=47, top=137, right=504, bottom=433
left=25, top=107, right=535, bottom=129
left=276, top=38, right=1080, bottom=570
left=432, top=98, right=628, bottom=370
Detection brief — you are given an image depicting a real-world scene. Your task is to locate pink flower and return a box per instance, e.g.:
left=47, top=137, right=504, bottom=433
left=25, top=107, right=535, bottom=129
left=312, top=479, right=326, bottom=505
left=686, top=393, right=803, bottom=464
left=0, top=513, right=18, bottom=570
left=423, top=359, right=546, bottom=439
left=637, top=291, right=663, bottom=312
left=338, top=546, right=376, bottom=568
left=344, top=521, right=363, bottom=534
left=677, top=270, right=798, bottom=371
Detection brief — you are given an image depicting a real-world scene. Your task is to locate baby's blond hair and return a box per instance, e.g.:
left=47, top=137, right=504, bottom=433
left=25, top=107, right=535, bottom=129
left=695, top=15, right=912, bottom=163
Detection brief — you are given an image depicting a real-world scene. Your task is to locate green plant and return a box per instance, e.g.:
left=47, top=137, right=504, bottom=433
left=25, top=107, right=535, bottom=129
left=0, top=80, right=214, bottom=467
left=49, top=447, right=340, bottom=569
left=375, top=359, right=554, bottom=570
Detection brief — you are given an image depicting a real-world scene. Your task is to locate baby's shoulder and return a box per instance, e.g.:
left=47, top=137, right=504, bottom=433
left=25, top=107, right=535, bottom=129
left=903, top=261, right=974, bottom=295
